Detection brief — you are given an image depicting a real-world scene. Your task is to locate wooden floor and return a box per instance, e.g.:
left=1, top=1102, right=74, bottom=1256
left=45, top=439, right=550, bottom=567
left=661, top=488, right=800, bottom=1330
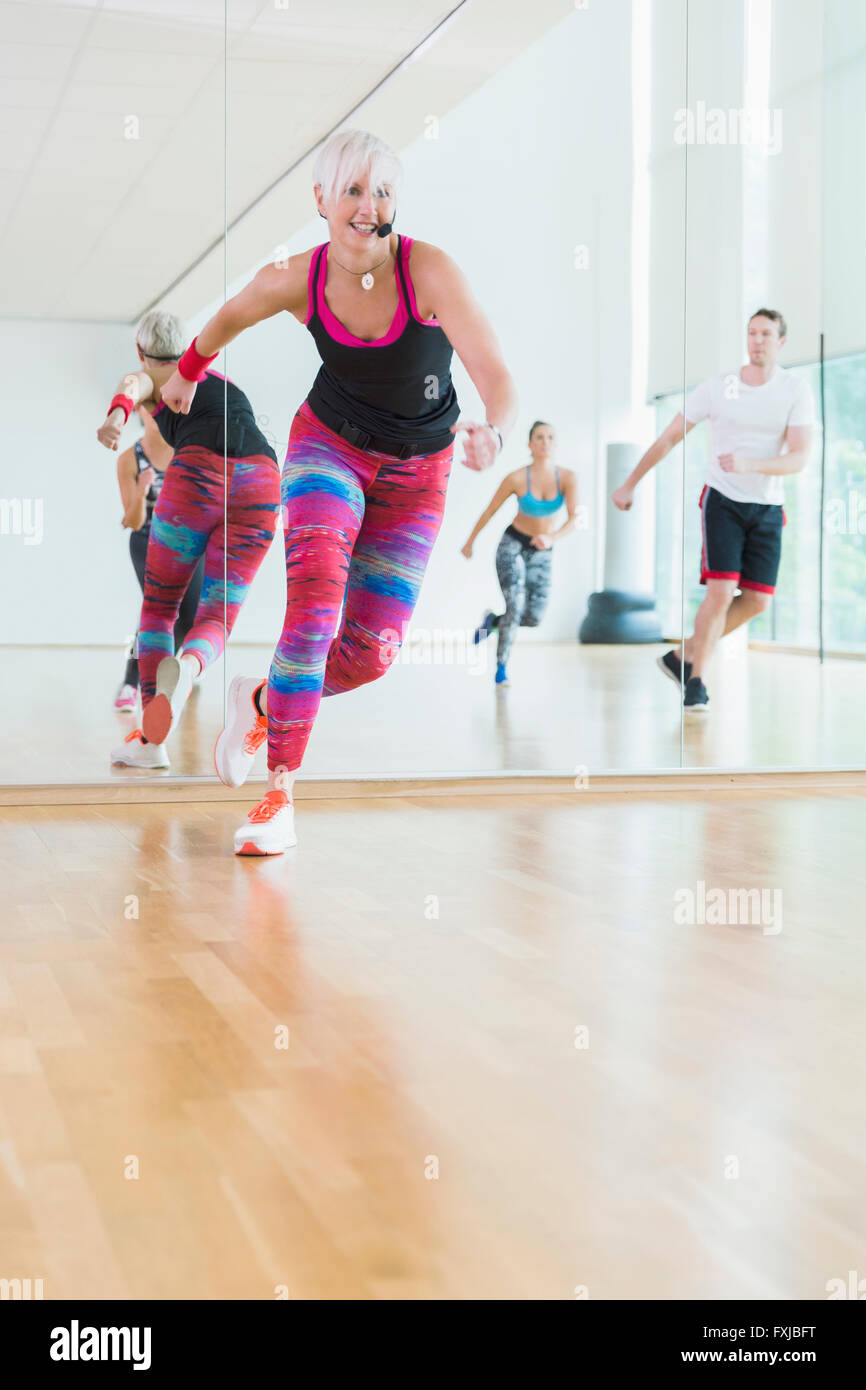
left=1, top=788, right=863, bottom=1299
left=3, top=643, right=866, bottom=786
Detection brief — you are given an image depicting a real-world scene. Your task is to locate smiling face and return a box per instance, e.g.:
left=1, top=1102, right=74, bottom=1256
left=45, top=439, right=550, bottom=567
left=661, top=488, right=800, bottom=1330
left=529, top=423, right=556, bottom=462
left=315, top=169, right=396, bottom=259
left=747, top=314, right=784, bottom=370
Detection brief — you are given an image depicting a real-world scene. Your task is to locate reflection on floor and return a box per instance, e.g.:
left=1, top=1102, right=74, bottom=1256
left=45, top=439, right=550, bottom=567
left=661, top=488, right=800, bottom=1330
left=0, top=787, right=862, bottom=1298
left=2, top=643, right=865, bottom=784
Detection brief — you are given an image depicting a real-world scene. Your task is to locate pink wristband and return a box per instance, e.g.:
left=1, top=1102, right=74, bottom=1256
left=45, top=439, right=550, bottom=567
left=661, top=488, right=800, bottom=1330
left=109, top=393, right=134, bottom=422
left=177, top=337, right=218, bottom=383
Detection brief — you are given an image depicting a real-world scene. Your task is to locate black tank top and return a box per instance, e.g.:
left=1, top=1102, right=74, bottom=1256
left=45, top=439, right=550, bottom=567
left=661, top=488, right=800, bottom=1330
left=133, top=439, right=163, bottom=531
left=152, top=370, right=277, bottom=462
left=305, top=234, right=460, bottom=455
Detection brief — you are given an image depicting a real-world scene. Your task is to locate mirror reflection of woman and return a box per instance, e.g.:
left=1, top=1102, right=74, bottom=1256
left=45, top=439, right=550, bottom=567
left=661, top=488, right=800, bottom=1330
left=96, top=310, right=280, bottom=770
left=157, top=128, right=519, bottom=856
left=461, top=420, right=580, bottom=684
left=113, top=404, right=205, bottom=714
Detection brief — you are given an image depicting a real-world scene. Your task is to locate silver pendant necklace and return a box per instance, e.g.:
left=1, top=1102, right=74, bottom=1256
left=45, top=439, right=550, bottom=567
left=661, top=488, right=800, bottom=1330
left=331, top=249, right=390, bottom=291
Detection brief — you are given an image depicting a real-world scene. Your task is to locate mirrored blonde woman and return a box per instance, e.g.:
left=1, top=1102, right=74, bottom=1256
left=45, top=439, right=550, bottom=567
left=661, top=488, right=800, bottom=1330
left=97, top=310, right=280, bottom=769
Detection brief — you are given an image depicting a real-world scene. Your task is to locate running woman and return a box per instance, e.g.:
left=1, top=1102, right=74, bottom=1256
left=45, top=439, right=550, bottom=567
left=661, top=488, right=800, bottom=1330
left=461, top=419, right=579, bottom=685
left=612, top=309, right=814, bottom=713
left=159, top=129, right=518, bottom=853
left=97, top=310, right=280, bottom=768
left=113, top=404, right=205, bottom=713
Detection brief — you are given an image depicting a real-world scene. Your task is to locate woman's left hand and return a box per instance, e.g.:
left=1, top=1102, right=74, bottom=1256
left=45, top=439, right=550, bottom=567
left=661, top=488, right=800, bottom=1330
left=451, top=421, right=499, bottom=472
left=531, top=534, right=553, bottom=550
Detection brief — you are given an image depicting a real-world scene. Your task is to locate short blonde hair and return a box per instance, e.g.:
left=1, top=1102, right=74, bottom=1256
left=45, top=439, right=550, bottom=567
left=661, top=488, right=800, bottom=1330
left=312, top=129, right=402, bottom=209
left=136, top=309, right=184, bottom=361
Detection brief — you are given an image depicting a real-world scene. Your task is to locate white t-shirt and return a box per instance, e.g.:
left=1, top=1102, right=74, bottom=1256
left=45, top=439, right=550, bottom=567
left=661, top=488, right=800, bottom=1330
left=684, top=367, right=815, bottom=505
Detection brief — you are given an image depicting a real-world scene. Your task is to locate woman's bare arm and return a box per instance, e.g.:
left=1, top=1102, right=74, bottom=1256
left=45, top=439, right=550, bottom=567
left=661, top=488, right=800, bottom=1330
left=160, top=256, right=311, bottom=415
left=117, top=447, right=149, bottom=530
left=413, top=243, right=517, bottom=446
left=546, top=470, right=580, bottom=544
left=97, top=369, right=157, bottom=451
left=196, top=258, right=309, bottom=356
left=462, top=474, right=518, bottom=553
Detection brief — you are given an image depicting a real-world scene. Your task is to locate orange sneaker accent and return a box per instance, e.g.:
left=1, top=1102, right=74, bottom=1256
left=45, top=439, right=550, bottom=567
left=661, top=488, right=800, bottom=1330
left=242, top=715, right=268, bottom=756
left=237, top=840, right=271, bottom=856
left=142, top=692, right=171, bottom=745
left=124, top=729, right=146, bottom=744
left=246, top=790, right=291, bottom=824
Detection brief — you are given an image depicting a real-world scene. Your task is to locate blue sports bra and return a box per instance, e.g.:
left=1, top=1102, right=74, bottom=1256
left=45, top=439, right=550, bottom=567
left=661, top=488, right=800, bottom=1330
left=517, top=464, right=563, bottom=517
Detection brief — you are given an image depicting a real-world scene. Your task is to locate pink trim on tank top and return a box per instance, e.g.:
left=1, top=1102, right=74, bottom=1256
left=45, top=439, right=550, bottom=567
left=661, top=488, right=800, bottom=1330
left=308, top=236, right=440, bottom=347
left=400, top=236, right=442, bottom=328
left=304, top=246, right=322, bottom=327
left=317, top=241, right=407, bottom=347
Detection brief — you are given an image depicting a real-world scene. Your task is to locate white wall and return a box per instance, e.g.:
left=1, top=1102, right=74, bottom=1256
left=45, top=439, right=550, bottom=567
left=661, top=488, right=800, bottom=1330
left=648, top=0, right=866, bottom=396
left=0, top=320, right=143, bottom=646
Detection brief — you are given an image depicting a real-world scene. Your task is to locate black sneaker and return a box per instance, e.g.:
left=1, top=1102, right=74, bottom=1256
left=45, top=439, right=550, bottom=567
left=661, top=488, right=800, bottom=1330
left=683, top=676, right=709, bottom=713
left=473, top=609, right=498, bottom=645
left=657, top=649, right=692, bottom=687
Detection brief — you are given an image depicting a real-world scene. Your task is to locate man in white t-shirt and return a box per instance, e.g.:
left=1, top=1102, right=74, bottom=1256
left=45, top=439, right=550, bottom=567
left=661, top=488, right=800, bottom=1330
left=612, top=309, right=815, bottom=713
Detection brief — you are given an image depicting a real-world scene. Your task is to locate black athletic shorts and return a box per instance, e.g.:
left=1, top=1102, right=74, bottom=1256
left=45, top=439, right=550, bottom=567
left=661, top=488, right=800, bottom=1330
left=699, top=485, right=786, bottom=594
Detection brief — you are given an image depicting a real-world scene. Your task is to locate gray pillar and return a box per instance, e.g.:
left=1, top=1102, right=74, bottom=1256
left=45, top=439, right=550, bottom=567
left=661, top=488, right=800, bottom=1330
left=579, top=442, right=663, bottom=643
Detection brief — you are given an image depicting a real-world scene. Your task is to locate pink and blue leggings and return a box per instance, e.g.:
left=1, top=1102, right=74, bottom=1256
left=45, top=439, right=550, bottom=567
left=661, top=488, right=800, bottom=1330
left=267, top=402, right=454, bottom=771
left=137, top=444, right=280, bottom=705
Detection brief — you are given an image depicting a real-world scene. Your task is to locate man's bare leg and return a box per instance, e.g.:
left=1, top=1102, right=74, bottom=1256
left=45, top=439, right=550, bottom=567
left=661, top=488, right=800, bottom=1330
left=675, top=586, right=771, bottom=671
left=675, top=579, right=737, bottom=679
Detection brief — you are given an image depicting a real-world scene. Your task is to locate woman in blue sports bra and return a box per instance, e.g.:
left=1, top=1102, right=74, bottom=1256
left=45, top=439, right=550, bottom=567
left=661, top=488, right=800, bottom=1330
left=461, top=420, right=579, bottom=685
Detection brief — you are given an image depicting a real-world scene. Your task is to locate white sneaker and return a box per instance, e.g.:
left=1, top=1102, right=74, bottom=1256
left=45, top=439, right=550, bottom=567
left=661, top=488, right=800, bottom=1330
left=142, top=655, right=196, bottom=744
left=111, top=728, right=170, bottom=769
left=214, top=676, right=268, bottom=788
left=234, top=791, right=297, bottom=856
left=114, top=683, right=138, bottom=713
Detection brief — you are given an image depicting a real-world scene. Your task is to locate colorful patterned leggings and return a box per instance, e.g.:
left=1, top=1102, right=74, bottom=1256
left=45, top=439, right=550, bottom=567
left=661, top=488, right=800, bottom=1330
left=138, top=444, right=280, bottom=706
left=267, top=402, right=454, bottom=771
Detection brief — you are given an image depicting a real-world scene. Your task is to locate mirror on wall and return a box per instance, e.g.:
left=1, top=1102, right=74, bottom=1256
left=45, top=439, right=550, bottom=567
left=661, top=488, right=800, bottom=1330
left=9, top=3, right=865, bottom=791
left=817, top=0, right=866, bottom=768
left=675, top=0, right=866, bottom=772
left=0, top=3, right=228, bottom=784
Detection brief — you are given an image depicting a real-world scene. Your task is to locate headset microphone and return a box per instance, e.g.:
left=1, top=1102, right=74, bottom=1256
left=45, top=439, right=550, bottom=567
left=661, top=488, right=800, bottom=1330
left=376, top=222, right=393, bottom=238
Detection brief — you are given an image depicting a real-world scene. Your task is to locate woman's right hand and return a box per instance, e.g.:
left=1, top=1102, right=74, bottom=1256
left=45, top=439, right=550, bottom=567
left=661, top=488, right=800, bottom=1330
left=160, top=370, right=197, bottom=415
left=461, top=541, right=473, bottom=559
left=97, top=412, right=124, bottom=451
left=137, top=466, right=156, bottom=493
left=612, top=483, right=635, bottom=511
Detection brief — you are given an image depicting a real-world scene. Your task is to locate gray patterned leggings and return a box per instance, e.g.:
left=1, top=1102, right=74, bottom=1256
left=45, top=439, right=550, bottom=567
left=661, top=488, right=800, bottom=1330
left=493, top=525, right=553, bottom=665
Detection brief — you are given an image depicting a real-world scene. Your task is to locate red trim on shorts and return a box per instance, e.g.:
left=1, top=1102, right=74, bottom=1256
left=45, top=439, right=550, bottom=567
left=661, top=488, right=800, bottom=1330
left=700, top=569, right=741, bottom=584
left=698, top=485, right=708, bottom=578
left=739, top=579, right=775, bottom=594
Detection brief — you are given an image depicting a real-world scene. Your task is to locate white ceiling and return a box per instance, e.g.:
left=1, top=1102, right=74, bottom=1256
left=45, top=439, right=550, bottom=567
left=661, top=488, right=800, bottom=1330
left=0, top=0, right=572, bottom=322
